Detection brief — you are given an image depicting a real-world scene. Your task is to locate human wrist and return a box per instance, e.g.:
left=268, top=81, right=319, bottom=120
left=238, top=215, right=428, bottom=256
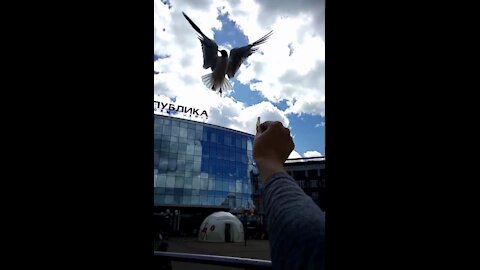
left=255, top=158, right=286, bottom=181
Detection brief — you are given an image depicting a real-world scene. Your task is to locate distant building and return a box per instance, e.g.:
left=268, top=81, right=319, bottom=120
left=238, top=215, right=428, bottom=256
left=284, top=157, right=326, bottom=212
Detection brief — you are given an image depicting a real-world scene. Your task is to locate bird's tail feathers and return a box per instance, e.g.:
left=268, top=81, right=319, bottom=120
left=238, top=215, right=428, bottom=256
left=221, top=77, right=233, bottom=92
left=201, top=73, right=215, bottom=90
left=201, top=73, right=233, bottom=93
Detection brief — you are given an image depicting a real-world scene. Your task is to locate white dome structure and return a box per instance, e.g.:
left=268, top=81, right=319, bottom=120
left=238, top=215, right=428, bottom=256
left=198, top=211, right=244, bottom=243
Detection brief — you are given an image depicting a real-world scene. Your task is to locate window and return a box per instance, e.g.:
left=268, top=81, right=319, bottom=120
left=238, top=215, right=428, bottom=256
left=176, top=159, right=185, bottom=172
left=311, top=192, right=319, bottom=200
left=293, top=170, right=306, bottom=179
left=311, top=180, right=319, bottom=188
left=156, top=174, right=166, bottom=187
left=224, top=134, right=231, bottom=146
left=187, top=128, right=195, bottom=140
left=217, top=132, right=224, bottom=145
left=236, top=134, right=242, bottom=148
left=172, top=126, right=180, bottom=136
left=192, top=177, right=200, bottom=189
left=182, top=196, right=191, bottom=205
left=166, top=175, right=175, bottom=188
left=194, top=130, right=202, bottom=140
left=210, top=132, right=217, bottom=143
left=184, top=177, right=192, bottom=189
left=167, top=158, right=177, bottom=171
left=308, top=170, right=319, bottom=178
left=179, top=127, right=188, bottom=138
left=169, top=142, right=178, bottom=153
left=163, top=125, right=171, bottom=135
left=191, top=195, right=199, bottom=205
left=208, top=179, right=215, bottom=190
left=175, top=176, right=184, bottom=188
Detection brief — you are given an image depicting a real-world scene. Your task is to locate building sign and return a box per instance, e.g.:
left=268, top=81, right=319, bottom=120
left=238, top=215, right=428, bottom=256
left=154, top=101, right=208, bottom=120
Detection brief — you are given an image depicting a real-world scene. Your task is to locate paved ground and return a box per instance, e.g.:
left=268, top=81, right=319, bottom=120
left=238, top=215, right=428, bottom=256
left=164, top=237, right=271, bottom=270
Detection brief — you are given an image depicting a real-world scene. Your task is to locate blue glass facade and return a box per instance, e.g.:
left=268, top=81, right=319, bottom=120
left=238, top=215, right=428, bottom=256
left=154, top=115, right=256, bottom=210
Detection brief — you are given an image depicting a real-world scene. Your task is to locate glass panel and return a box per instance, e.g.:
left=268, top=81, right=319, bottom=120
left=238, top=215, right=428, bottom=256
left=166, top=175, right=175, bottom=188
left=191, top=195, right=199, bottom=205
left=195, top=145, right=202, bottom=155
left=172, top=126, right=179, bottom=136
left=185, top=162, right=193, bottom=172
left=183, top=195, right=191, bottom=205
left=184, top=177, right=192, bottom=189
left=224, top=134, right=231, bottom=146
left=154, top=194, right=164, bottom=205
left=164, top=195, right=174, bottom=204
left=200, top=178, right=208, bottom=190
left=175, top=176, right=184, bottom=188
left=195, top=130, right=203, bottom=140
left=223, top=181, right=229, bottom=192
left=193, top=161, right=201, bottom=172
left=163, top=125, right=171, bottom=136
left=179, top=127, right=188, bottom=138
left=187, top=128, right=195, bottom=140
left=199, top=196, right=208, bottom=205
left=168, top=158, right=177, bottom=171
left=186, top=143, right=194, bottom=155
left=192, top=177, right=200, bottom=189
left=211, top=132, right=217, bottom=143
left=154, top=187, right=165, bottom=194
left=208, top=179, right=215, bottom=190
left=229, top=181, right=235, bottom=193
left=176, top=159, right=185, bottom=172
left=157, top=174, right=166, bottom=187
left=174, top=194, right=181, bottom=204
left=247, top=138, right=253, bottom=151
left=235, top=180, right=242, bottom=193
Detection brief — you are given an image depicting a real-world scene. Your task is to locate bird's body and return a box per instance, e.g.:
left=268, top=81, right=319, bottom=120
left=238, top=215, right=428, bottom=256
left=183, top=12, right=273, bottom=95
left=202, top=51, right=232, bottom=93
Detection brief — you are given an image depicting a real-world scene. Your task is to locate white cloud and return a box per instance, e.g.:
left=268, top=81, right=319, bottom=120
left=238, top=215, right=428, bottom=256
left=219, top=42, right=233, bottom=50
left=315, top=122, right=325, bottom=128
left=303, top=150, right=323, bottom=158
left=154, top=0, right=325, bottom=136
left=288, top=150, right=302, bottom=159
left=219, top=0, right=325, bottom=116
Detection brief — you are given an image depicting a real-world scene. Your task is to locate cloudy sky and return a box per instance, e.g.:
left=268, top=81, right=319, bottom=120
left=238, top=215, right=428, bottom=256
left=154, top=0, right=325, bottom=158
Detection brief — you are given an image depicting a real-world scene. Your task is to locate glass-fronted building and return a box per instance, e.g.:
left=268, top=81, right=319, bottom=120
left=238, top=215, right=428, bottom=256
left=154, top=114, right=257, bottom=212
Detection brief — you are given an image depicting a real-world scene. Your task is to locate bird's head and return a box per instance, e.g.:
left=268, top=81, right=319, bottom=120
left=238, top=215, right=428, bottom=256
left=218, top=50, right=228, bottom=58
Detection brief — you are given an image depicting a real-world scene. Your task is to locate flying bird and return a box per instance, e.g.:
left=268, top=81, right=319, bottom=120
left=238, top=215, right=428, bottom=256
left=182, top=12, right=273, bottom=95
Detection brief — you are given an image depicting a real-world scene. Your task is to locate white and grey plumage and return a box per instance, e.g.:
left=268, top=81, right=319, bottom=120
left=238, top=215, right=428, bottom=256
left=183, top=12, right=273, bottom=95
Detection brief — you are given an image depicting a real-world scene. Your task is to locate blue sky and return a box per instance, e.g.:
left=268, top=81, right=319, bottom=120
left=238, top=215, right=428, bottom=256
left=154, top=0, right=325, bottom=157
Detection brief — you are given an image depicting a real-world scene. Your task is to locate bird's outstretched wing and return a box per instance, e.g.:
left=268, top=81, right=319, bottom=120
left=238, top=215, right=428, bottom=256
left=227, top=30, right=273, bottom=79
left=183, top=12, right=218, bottom=71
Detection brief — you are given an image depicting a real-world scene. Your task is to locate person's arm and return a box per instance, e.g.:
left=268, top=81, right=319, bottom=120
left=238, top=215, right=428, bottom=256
left=263, top=172, right=325, bottom=270
left=253, top=121, right=325, bottom=270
